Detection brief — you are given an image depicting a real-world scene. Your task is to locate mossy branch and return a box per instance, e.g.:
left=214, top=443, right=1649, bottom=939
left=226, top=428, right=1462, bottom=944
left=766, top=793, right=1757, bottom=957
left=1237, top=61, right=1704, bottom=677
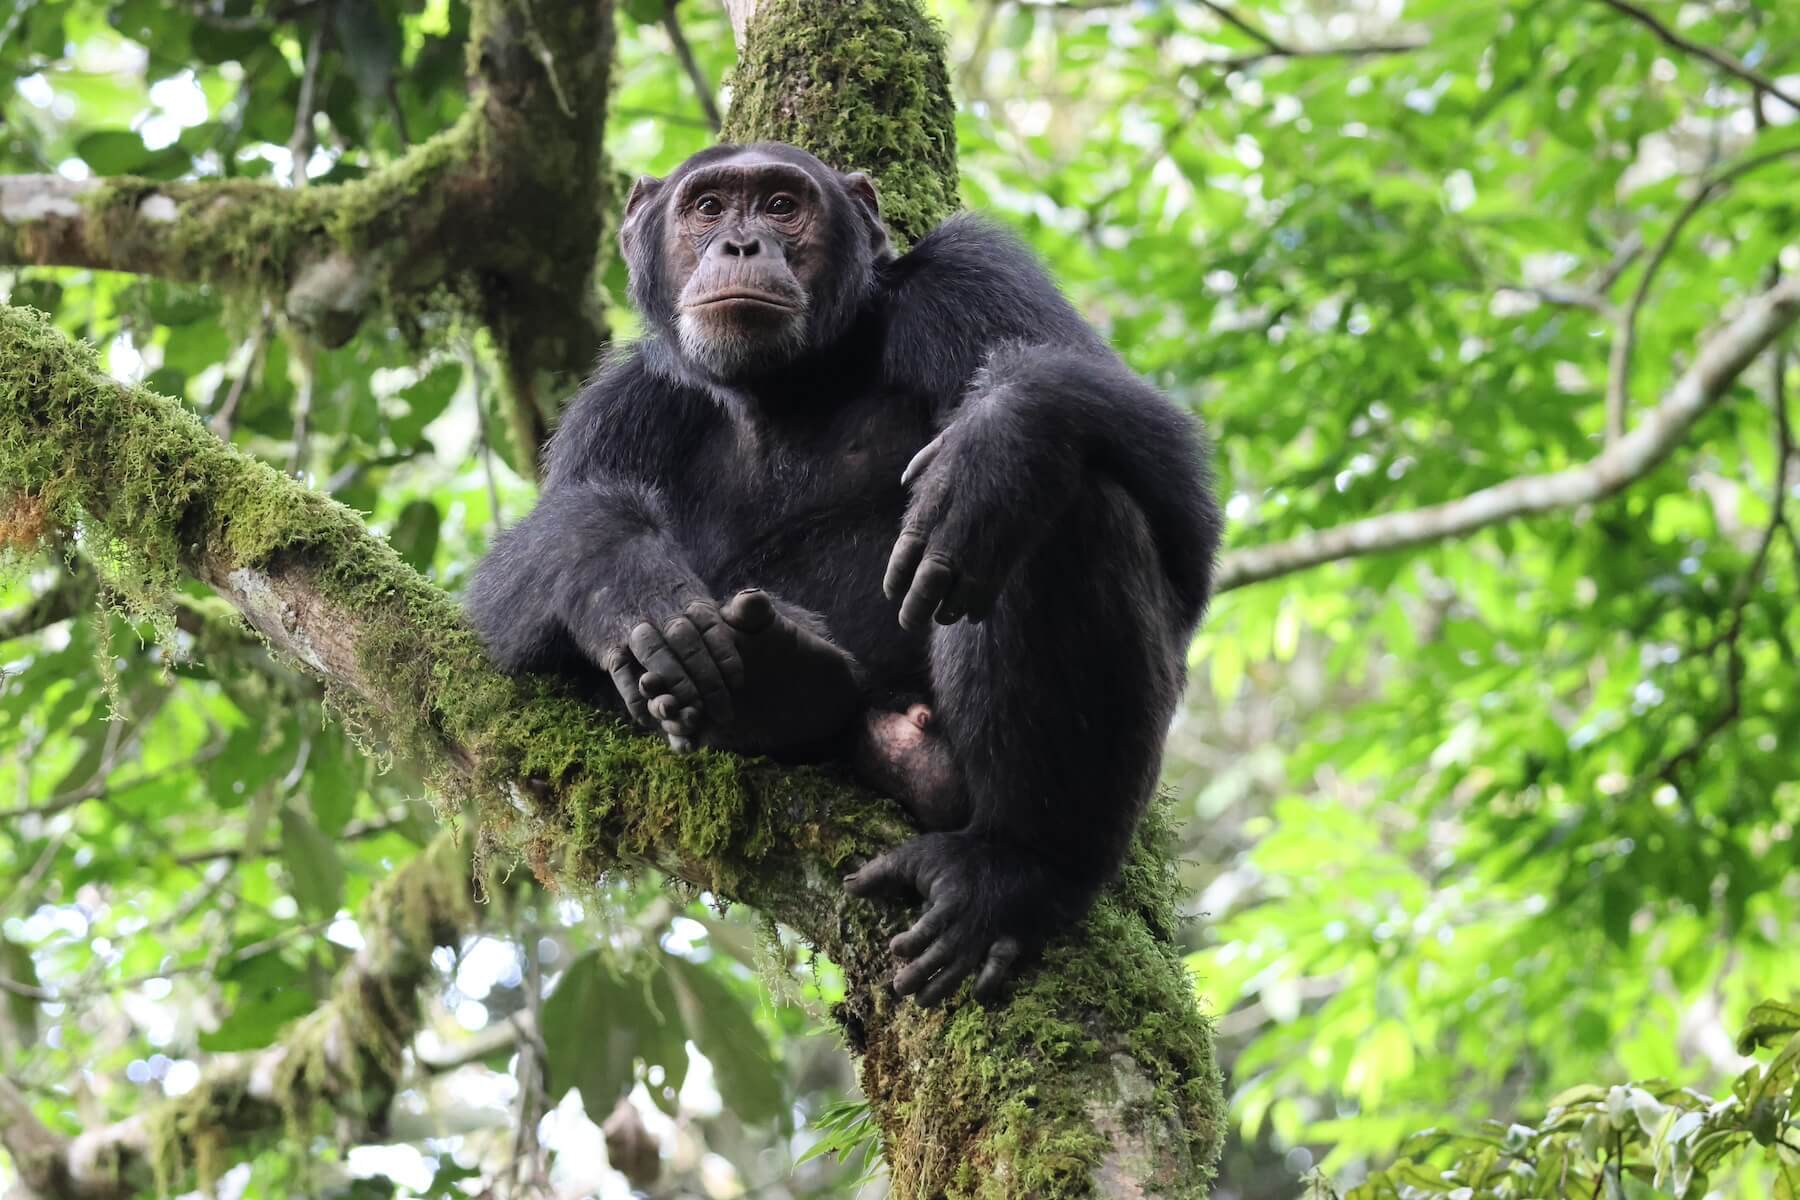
left=0, top=288, right=1222, bottom=1194
left=0, top=0, right=618, bottom=473
left=0, top=833, right=479, bottom=1200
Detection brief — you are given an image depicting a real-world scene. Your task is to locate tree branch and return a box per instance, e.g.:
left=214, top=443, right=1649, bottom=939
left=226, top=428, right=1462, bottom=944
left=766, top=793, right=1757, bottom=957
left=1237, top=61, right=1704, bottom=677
left=1592, top=0, right=1800, bottom=112
left=1, top=0, right=617, bottom=471
left=0, top=834, right=480, bottom=1200
left=1215, top=273, right=1800, bottom=592
left=0, top=287, right=1222, bottom=1195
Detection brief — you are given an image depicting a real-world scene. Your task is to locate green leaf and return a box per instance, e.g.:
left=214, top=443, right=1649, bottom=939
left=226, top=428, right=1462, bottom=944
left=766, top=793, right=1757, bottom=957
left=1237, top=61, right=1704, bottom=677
left=75, top=129, right=153, bottom=174
left=665, top=956, right=786, bottom=1126
left=1737, top=1002, right=1800, bottom=1055
left=388, top=363, right=460, bottom=446
left=279, top=805, right=345, bottom=916
left=199, top=986, right=315, bottom=1052
left=541, top=951, right=645, bottom=1118
left=389, top=499, right=440, bottom=573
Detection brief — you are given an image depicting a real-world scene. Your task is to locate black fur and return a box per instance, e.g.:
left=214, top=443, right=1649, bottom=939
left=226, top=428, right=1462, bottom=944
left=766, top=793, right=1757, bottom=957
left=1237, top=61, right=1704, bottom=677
left=468, top=143, right=1221, bottom=1004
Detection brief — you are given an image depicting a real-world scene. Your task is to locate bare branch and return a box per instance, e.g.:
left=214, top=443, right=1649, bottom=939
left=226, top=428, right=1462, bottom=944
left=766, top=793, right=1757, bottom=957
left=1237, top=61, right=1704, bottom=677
left=664, top=0, right=722, bottom=131
left=1216, top=273, right=1800, bottom=592
left=286, top=9, right=329, bottom=186
left=1592, top=0, right=1800, bottom=112
left=1212, top=39, right=1427, bottom=71
left=0, top=1078, right=72, bottom=1197
left=1195, top=0, right=1283, bottom=54
left=0, top=575, right=83, bottom=641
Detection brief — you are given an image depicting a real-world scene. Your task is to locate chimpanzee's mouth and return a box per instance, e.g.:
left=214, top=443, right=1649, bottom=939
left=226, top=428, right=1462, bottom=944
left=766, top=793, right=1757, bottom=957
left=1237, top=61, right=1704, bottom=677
left=686, top=290, right=800, bottom=310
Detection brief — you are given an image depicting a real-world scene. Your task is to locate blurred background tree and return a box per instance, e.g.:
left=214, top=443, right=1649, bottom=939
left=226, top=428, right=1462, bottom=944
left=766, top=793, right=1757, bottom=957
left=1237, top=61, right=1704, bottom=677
left=0, top=0, right=1796, bottom=1197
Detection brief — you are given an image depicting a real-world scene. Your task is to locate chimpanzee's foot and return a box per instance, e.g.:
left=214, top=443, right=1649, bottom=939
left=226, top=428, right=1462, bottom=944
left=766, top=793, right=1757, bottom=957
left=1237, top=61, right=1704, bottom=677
left=854, top=704, right=969, bottom=830
left=644, top=590, right=863, bottom=752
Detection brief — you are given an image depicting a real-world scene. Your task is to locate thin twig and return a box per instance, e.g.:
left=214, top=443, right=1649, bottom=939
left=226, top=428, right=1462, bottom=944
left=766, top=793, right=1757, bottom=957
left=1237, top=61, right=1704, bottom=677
left=0, top=577, right=84, bottom=642
left=464, top=342, right=505, bottom=532
left=0, top=976, right=56, bottom=1000
left=1212, top=40, right=1427, bottom=71
left=1652, top=265, right=1794, bottom=789
left=1195, top=0, right=1283, bottom=53
left=1592, top=0, right=1800, bottom=112
left=289, top=342, right=317, bottom=476
left=1605, top=146, right=1800, bottom=443
left=663, top=0, right=721, bottom=132
left=210, top=316, right=272, bottom=437
left=287, top=10, right=329, bottom=185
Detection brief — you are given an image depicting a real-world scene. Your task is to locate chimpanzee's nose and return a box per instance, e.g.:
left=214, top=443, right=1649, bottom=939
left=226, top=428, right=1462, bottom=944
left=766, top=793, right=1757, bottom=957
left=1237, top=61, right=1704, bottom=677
left=720, top=236, right=762, bottom=257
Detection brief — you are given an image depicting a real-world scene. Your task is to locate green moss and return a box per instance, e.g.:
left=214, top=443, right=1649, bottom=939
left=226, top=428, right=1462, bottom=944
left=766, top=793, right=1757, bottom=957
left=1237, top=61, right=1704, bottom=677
left=861, top=800, right=1224, bottom=1199
left=722, top=0, right=960, bottom=243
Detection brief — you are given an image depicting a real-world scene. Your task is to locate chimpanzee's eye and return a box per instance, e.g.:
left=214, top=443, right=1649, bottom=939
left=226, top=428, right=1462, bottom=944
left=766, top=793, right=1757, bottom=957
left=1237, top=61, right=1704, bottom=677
left=695, top=195, right=724, bottom=217
left=767, top=195, right=798, bottom=217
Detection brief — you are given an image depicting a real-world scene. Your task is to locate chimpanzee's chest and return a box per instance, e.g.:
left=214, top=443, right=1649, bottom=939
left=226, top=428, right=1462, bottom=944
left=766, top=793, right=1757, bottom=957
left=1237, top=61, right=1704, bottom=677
left=678, top=385, right=940, bottom=689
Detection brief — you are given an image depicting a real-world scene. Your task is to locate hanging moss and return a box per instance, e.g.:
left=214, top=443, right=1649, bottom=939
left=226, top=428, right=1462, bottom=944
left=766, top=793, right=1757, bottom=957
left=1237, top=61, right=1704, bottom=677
left=721, top=0, right=960, bottom=244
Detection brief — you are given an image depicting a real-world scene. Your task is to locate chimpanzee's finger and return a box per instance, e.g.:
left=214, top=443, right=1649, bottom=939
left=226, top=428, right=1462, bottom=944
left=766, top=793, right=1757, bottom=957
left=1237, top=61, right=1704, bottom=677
left=685, top=602, right=746, bottom=690
left=662, top=614, right=734, bottom=725
left=935, top=572, right=987, bottom=626
left=628, top=623, right=701, bottom=708
left=901, top=432, right=947, bottom=487
left=889, top=903, right=954, bottom=960
left=917, top=953, right=981, bottom=1008
left=722, top=589, right=778, bottom=633
left=884, top=531, right=928, bottom=602
left=602, top=647, right=653, bottom=728
left=972, top=938, right=1023, bottom=1003
left=899, top=555, right=956, bottom=632
left=891, top=938, right=958, bottom=998
left=844, top=846, right=924, bottom=901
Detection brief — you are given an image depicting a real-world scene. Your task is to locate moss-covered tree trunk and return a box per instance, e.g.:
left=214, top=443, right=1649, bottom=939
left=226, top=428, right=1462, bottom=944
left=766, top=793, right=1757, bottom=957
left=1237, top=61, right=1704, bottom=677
left=0, top=1, right=1225, bottom=1196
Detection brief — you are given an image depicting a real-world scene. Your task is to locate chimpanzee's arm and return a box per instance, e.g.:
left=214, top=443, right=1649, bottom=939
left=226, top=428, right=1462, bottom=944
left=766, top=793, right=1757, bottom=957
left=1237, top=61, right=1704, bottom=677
left=465, top=357, right=742, bottom=729
left=881, top=216, right=1220, bottom=628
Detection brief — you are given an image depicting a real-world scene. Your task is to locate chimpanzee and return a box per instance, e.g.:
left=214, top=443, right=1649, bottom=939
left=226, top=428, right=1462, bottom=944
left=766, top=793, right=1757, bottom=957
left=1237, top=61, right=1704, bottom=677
left=467, top=142, right=1220, bottom=1006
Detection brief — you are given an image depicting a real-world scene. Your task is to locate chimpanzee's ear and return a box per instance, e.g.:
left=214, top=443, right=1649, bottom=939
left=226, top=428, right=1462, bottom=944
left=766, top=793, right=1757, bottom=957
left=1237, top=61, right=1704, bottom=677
left=619, top=175, right=664, bottom=253
left=841, top=171, right=893, bottom=258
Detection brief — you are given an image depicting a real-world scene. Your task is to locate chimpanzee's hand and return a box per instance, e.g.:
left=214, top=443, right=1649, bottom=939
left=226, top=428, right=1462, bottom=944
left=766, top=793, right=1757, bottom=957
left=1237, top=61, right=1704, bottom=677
left=843, top=832, right=1042, bottom=1007
left=579, top=596, right=745, bottom=748
left=883, top=416, right=1077, bottom=632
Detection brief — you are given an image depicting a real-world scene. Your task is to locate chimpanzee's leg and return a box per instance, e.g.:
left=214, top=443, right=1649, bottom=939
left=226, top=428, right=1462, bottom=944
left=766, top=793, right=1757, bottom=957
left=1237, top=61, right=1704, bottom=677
left=847, top=480, right=1189, bottom=1005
